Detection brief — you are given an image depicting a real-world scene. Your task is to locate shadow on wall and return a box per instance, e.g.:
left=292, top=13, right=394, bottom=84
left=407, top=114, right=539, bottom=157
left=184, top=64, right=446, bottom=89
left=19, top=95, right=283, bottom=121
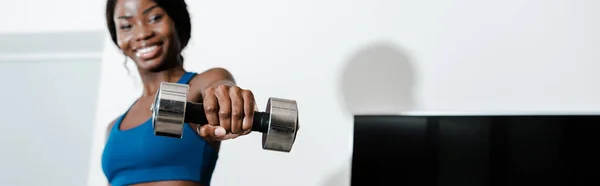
left=339, top=41, right=417, bottom=115
left=324, top=41, right=417, bottom=186
left=321, top=157, right=352, bottom=186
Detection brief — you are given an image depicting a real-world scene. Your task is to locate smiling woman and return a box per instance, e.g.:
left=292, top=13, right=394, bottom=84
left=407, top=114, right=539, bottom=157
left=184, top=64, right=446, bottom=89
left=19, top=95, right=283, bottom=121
left=101, top=0, right=258, bottom=186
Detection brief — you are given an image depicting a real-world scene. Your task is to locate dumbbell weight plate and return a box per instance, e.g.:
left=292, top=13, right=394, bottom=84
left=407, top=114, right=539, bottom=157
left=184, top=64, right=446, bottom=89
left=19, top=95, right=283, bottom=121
left=262, top=97, right=299, bottom=152
left=151, top=82, right=189, bottom=138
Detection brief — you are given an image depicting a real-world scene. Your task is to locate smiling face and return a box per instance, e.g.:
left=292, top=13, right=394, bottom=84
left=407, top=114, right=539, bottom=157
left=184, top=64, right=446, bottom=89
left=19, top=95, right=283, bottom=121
left=113, top=0, right=183, bottom=72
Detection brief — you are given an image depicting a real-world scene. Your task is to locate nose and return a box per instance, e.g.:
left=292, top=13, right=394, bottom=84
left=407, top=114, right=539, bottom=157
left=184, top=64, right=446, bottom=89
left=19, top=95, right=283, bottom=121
left=135, top=24, right=154, bottom=41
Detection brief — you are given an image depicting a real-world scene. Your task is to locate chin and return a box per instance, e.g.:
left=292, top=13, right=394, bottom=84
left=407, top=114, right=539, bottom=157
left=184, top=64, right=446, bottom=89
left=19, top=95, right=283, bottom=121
left=132, top=43, right=174, bottom=72
left=137, top=58, right=170, bottom=72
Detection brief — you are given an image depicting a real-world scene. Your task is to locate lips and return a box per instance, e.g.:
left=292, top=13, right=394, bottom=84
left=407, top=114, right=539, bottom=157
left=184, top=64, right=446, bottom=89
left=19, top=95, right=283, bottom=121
left=135, top=44, right=162, bottom=60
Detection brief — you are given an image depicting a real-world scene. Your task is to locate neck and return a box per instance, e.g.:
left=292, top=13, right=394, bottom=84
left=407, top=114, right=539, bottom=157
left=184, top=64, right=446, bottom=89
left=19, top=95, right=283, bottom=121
left=138, top=65, right=186, bottom=98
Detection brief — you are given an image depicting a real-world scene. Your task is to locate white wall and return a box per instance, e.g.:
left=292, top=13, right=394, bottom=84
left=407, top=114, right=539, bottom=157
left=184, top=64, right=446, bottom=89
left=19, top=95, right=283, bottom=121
left=0, top=31, right=104, bottom=186
left=0, top=58, right=102, bottom=186
left=86, top=0, right=600, bottom=186
left=0, top=0, right=105, bottom=34
left=0, top=0, right=107, bottom=185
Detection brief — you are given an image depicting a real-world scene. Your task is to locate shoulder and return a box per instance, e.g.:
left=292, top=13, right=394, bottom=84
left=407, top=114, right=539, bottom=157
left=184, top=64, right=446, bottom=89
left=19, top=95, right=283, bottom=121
left=187, top=67, right=236, bottom=101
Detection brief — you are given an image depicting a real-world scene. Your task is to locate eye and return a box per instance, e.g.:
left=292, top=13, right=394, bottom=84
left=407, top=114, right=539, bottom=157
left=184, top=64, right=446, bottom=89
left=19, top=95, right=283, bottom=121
left=119, top=24, right=132, bottom=30
left=149, top=14, right=163, bottom=23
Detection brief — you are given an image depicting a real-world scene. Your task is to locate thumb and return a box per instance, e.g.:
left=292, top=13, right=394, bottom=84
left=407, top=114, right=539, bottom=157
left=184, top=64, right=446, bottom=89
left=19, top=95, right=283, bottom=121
left=199, top=125, right=227, bottom=138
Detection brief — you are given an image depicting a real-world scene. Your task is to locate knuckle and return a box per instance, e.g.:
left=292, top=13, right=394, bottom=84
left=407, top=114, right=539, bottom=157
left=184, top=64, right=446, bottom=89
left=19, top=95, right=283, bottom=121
left=231, top=111, right=243, bottom=119
left=199, top=128, right=208, bottom=137
left=230, top=86, right=242, bottom=96
left=217, top=84, right=230, bottom=91
left=228, top=85, right=239, bottom=90
left=243, top=90, right=254, bottom=99
left=205, top=105, right=218, bottom=113
left=204, top=87, right=215, bottom=95
left=234, top=86, right=243, bottom=93
left=219, top=111, right=231, bottom=119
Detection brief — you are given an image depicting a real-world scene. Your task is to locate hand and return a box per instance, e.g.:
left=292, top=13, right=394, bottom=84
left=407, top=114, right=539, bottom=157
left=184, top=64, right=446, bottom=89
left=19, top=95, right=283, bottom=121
left=198, top=84, right=256, bottom=141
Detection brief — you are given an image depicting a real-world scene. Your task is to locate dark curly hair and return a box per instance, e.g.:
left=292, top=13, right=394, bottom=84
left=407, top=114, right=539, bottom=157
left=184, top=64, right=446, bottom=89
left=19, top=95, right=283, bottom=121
left=105, top=0, right=192, bottom=50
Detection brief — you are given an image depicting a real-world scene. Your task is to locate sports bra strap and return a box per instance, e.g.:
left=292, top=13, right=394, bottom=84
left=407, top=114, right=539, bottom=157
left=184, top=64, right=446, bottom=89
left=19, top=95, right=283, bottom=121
left=177, top=72, right=197, bottom=84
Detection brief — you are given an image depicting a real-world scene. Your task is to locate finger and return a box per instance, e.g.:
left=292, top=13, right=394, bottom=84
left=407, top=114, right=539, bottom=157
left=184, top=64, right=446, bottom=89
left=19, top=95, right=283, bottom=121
left=199, top=125, right=227, bottom=139
left=242, top=90, right=256, bottom=133
left=241, top=129, right=252, bottom=135
left=216, top=85, right=232, bottom=133
left=224, top=133, right=241, bottom=140
left=229, top=86, right=244, bottom=134
left=203, top=88, right=219, bottom=126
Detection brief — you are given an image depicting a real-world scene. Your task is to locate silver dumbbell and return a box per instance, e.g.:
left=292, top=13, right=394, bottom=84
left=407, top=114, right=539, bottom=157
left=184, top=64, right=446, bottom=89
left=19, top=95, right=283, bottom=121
left=150, top=82, right=299, bottom=153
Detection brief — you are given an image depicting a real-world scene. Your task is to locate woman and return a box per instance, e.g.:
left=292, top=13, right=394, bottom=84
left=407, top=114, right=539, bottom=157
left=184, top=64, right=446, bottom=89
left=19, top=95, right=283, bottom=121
left=101, top=0, right=256, bottom=185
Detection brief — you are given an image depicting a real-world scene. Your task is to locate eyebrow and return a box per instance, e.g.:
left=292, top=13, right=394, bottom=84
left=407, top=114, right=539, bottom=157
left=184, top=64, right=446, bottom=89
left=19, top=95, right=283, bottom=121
left=117, top=5, right=159, bottom=19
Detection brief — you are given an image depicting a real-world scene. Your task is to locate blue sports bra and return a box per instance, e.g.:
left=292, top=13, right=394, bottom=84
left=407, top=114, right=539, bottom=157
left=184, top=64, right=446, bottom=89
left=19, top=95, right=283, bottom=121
left=101, top=72, right=219, bottom=186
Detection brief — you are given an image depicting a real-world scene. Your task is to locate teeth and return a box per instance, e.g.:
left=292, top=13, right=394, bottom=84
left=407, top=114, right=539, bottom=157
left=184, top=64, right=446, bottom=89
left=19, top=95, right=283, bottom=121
left=136, top=45, right=158, bottom=57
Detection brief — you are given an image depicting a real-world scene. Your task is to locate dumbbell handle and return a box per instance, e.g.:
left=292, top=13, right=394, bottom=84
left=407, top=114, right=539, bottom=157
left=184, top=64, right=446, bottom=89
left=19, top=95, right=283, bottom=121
left=184, top=102, right=270, bottom=133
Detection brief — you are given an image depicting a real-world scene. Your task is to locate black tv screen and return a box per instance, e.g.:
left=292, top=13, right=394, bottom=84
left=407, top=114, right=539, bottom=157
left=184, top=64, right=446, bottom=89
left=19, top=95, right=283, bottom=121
left=352, top=115, right=600, bottom=186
